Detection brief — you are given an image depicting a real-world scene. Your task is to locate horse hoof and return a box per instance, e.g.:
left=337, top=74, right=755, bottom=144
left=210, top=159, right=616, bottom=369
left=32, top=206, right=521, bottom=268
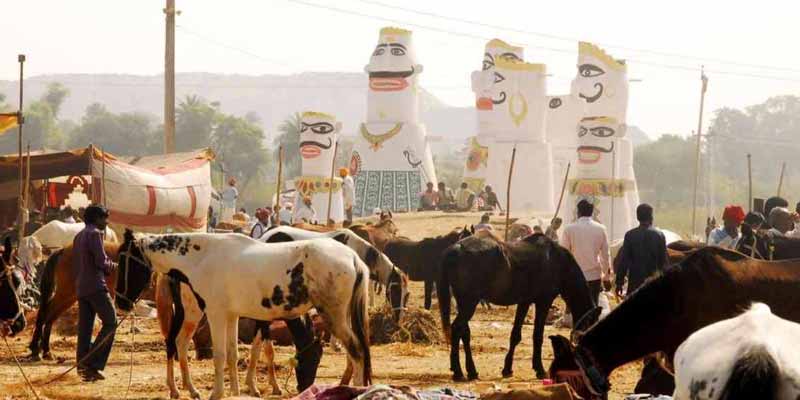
left=501, top=369, right=513, bottom=378
left=271, top=388, right=282, bottom=396
left=467, top=373, right=479, bottom=381
left=535, top=370, right=547, bottom=379
left=26, top=353, right=41, bottom=362
left=452, top=373, right=466, bottom=382
left=190, top=391, right=201, bottom=400
left=42, top=352, right=53, bottom=361
left=169, top=390, right=180, bottom=399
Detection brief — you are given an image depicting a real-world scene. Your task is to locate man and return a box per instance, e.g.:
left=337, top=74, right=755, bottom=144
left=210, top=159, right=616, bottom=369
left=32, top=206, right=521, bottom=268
left=250, top=208, right=271, bottom=239
left=220, top=178, right=239, bottom=223
left=455, top=182, right=476, bottom=212
left=561, top=200, right=610, bottom=302
left=763, top=196, right=789, bottom=230
left=479, top=185, right=503, bottom=212
left=341, top=168, right=355, bottom=225
left=768, top=207, right=795, bottom=236
left=707, top=205, right=746, bottom=249
left=437, top=182, right=455, bottom=210
left=545, top=217, right=562, bottom=242
left=615, top=204, right=667, bottom=298
left=74, top=205, right=118, bottom=382
left=278, top=202, right=293, bottom=225
left=419, top=182, right=438, bottom=211
left=744, top=211, right=765, bottom=230
left=294, top=196, right=317, bottom=224
left=474, top=213, right=493, bottom=231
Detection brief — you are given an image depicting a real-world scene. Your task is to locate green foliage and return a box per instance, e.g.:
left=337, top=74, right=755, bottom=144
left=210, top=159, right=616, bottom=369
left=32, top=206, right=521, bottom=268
left=68, top=103, right=159, bottom=155
left=175, top=95, right=217, bottom=152
left=211, top=113, right=270, bottom=192
left=0, top=100, right=60, bottom=154
left=273, top=112, right=302, bottom=179
left=42, top=82, right=70, bottom=118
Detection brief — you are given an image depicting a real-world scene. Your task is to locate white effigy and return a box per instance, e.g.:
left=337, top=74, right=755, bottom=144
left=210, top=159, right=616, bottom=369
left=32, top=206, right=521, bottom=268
left=473, top=55, right=554, bottom=214
left=564, top=42, right=639, bottom=241
left=462, top=39, right=524, bottom=192
left=294, top=111, right=344, bottom=223
left=350, top=27, right=437, bottom=216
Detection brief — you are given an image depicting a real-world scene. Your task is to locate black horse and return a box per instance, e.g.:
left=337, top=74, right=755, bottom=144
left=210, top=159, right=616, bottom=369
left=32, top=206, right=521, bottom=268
left=383, top=226, right=473, bottom=309
left=1, top=237, right=27, bottom=336
left=736, top=224, right=800, bottom=260
left=438, top=232, right=599, bottom=380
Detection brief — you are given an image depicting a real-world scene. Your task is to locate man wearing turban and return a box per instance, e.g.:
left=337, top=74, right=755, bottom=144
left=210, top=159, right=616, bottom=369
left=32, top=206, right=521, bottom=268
left=707, top=205, right=746, bottom=248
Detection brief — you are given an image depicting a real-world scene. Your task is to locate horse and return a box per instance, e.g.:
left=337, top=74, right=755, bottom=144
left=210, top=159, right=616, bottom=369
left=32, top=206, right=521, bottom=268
left=674, top=302, right=800, bottom=400
left=383, top=226, right=473, bottom=309
left=563, top=246, right=800, bottom=397
left=736, top=224, right=800, bottom=260
left=1, top=237, right=27, bottom=336
left=348, top=218, right=399, bottom=251
left=128, top=232, right=371, bottom=400
left=17, top=220, right=118, bottom=280
left=438, top=232, right=599, bottom=381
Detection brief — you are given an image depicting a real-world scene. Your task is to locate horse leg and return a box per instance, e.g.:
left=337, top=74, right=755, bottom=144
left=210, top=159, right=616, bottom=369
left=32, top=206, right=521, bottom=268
left=263, top=338, right=281, bottom=395
left=460, top=300, right=480, bottom=380
left=449, top=300, right=470, bottom=381
left=178, top=318, right=201, bottom=399
left=532, top=300, right=553, bottom=378
left=207, top=311, right=227, bottom=400
left=225, top=314, right=240, bottom=396
left=244, top=324, right=264, bottom=397
left=502, top=303, right=531, bottom=377
left=41, top=296, right=77, bottom=360
left=325, top=309, right=366, bottom=386
left=423, top=278, right=432, bottom=310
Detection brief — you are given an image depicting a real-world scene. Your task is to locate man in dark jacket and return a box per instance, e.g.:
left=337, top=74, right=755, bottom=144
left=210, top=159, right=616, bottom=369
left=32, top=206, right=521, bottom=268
left=615, top=203, right=667, bottom=298
left=74, top=205, right=118, bottom=382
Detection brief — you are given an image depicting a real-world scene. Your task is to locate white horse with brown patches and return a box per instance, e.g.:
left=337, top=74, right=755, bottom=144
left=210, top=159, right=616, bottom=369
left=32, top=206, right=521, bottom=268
left=129, top=232, right=371, bottom=400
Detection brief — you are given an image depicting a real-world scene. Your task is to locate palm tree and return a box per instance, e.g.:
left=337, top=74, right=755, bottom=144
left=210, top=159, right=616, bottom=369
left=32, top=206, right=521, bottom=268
left=274, top=112, right=302, bottom=179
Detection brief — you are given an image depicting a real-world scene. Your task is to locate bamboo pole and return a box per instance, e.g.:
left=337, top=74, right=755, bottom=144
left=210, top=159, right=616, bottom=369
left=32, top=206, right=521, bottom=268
left=326, top=140, right=339, bottom=226
left=23, top=144, right=31, bottom=212
left=101, top=147, right=107, bottom=206
left=17, top=54, right=25, bottom=238
left=747, top=154, right=753, bottom=212
left=274, top=145, right=283, bottom=224
left=88, top=144, right=95, bottom=203
left=552, top=162, right=571, bottom=222
left=690, top=67, right=708, bottom=239
left=777, top=161, right=786, bottom=198
left=610, top=148, right=617, bottom=241
left=504, top=145, right=517, bottom=242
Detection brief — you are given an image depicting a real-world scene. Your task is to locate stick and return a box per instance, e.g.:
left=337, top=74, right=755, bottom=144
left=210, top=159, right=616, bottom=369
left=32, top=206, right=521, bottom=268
left=552, top=163, right=571, bottom=222
left=691, top=67, right=708, bottom=238
left=747, top=154, right=753, bottom=212
left=23, top=143, right=31, bottom=212
left=88, top=144, right=96, bottom=203
left=326, top=140, right=339, bottom=226
left=2, top=335, right=40, bottom=400
left=504, top=145, right=517, bottom=242
left=610, top=148, right=616, bottom=241
left=101, top=146, right=107, bottom=206
left=275, top=145, right=283, bottom=224
left=17, top=54, right=25, bottom=239
left=777, top=161, right=786, bottom=198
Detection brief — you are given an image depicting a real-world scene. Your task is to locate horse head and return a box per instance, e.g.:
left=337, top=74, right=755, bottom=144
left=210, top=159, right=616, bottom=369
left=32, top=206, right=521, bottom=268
left=386, top=268, right=409, bottom=323
left=115, top=229, right=153, bottom=312
left=0, top=237, right=26, bottom=336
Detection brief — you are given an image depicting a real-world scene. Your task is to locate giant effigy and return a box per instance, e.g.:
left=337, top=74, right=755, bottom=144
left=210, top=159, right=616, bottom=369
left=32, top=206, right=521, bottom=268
left=562, top=42, right=639, bottom=241
left=294, top=111, right=344, bottom=223
left=471, top=49, right=554, bottom=214
left=350, top=27, right=437, bottom=216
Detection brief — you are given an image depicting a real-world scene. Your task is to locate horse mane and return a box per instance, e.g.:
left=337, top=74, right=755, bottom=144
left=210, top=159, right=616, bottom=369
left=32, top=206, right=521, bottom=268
left=474, top=229, right=503, bottom=243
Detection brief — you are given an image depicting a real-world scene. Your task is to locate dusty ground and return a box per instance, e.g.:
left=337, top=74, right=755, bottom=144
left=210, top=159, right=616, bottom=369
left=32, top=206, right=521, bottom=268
left=0, top=211, right=642, bottom=400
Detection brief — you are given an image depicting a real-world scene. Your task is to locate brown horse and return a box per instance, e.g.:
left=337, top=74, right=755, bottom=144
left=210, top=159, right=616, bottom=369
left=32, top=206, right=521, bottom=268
left=383, top=226, right=473, bottom=309
left=1, top=237, right=27, bottom=336
left=567, top=246, right=800, bottom=396
left=736, top=223, right=800, bottom=260
left=438, top=233, right=599, bottom=380
left=349, top=219, right=399, bottom=251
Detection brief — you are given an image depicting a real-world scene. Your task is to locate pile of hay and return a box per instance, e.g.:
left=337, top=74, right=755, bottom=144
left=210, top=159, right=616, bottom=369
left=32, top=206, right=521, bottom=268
left=369, top=306, right=442, bottom=345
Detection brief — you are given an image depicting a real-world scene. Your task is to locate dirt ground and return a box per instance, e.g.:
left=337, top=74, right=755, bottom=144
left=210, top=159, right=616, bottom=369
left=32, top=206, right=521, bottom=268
left=0, top=211, right=642, bottom=400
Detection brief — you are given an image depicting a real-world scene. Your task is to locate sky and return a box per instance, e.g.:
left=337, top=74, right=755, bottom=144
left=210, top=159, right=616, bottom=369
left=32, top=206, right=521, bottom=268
left=2, top=0, right=800, bottom=138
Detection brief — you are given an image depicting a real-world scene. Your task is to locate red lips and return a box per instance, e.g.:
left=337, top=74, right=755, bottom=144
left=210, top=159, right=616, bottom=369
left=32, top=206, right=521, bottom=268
left=476, top=97, right=493, bottom=110
left=577, top=148, right=602, bottom=164
left=300, top=145, right=321, bottom=159
left=369, top=77, right=409, bottom=91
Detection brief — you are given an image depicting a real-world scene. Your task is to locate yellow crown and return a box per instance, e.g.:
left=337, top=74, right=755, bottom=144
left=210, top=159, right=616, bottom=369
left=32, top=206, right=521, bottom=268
left=580, top=116, right=619, bottom=125
left=578, top=42, right=626, bottom=71
left=486, top=38, right=523, bottom=54
left=380, top=27, right=412, bottom=37
left=495, top=58, right=546, bottom=73
left=301, top=111, right=336, bottom=120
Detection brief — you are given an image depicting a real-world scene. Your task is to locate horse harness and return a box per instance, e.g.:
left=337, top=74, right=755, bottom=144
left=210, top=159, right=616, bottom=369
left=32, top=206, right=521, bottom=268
left=743, top=233, right=775, bottom=260
left=116, top=240, right=154, bottom=306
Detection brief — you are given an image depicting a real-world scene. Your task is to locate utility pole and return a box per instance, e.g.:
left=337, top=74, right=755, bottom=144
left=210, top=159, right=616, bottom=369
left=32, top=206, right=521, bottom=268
left=164, top=0, right=177, bottom=154
left=690, top=67, right=708, bottom=239
left=17, top=54, right=25, bottom=238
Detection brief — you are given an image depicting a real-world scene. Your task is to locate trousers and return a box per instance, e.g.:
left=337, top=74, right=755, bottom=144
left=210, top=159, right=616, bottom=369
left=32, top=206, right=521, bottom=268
left=77, top=290, right=117, bottom=371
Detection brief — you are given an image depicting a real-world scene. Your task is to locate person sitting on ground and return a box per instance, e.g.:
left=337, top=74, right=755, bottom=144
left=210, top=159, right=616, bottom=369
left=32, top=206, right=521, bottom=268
left=707, top=205, right=746, bottom=249
left=250, top=208, right=271, bottom=239
left=418, top=182, right=438, bottom=211
left=744, top=211, right=765, bottom=231
left=545, top=217, right=563, bottom=242
left=473, top=213, right=493, bottom=232
left=437, top=182, right=455, bottom=210
left=616, top=204, right=667, bottom=298
left=238, top=207, right=251, bottom=222
left=561, top=200, right=610, bottom=303
left=455, top=182, right=476, bottom=212
left=768, top=207, right=794, bottom=237
left=479, top=185, right=503, bottom=212
left=294, top=196, right=317, bottom=224
left=279, top=202, right=293, bottom=225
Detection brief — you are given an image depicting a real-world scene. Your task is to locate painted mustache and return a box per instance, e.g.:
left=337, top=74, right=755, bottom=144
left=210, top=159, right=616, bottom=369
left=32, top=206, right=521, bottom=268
left=579, top=83, right=604, bottom=103
left=300, top=138, right=332, bottom=150
left=577, top=142, right=615, bottom=164
left=368, top=67, right=416, bottom=79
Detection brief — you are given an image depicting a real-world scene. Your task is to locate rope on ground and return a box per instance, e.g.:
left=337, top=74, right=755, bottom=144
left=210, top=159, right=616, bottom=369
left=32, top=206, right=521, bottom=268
left=3, top=334, right=42, bottom=400
left=124, top=312, right=135, bottom=399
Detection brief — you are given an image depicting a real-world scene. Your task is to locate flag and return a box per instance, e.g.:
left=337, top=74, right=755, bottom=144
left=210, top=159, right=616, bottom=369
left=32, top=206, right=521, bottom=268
left=0, top=113, right=19, bottom=135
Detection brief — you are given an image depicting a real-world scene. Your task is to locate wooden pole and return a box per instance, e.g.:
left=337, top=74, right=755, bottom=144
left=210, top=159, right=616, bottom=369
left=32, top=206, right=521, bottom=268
left=17, top=54, right=26, bottom=238
left=326, top=140, right=339, bottom=226
left=747, top=153, right=753, bottom=212
left=610, top=148, right=617, bottom=241
left=88, top=144, right=95, bottom=203
left=101, top=147, right=107, bottom=206
left=163, top=0, right=177, bottom=154
left=777, top=161, right=786, bottom=198
left=274, top=145, right=283, bottom=224
left=23, top=144, right=31, bottom=211
left=690, top=67, right=708, bottom=239
left=552, top=162, right=571, bottom=222
left=504, top=145, right=517, bottom=242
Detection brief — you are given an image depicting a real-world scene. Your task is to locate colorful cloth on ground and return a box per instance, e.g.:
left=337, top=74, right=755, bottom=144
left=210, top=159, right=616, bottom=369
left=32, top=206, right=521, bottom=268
left=480, top=384, right=581, bottom=400
left=356, top=384, right=417, bottom=400
left=417, top=388, right=478, bottom=400
left=353, top=170, right=422, bottom=216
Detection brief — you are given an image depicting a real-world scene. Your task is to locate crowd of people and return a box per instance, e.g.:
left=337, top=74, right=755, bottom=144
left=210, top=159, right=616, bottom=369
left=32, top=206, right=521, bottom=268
left=418, top=181, right=503, bottom=213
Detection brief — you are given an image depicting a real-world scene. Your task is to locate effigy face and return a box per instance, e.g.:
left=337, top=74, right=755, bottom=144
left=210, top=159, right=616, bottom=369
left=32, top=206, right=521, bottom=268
left=575, top=116, right=625, bottom=179
left=365, top=27, right=423, bottom=122
left=570, top=42, right=628, bottom=121
left=299, top=111, right=341, bottom=176
left=472, top=39, right=524, bottom=134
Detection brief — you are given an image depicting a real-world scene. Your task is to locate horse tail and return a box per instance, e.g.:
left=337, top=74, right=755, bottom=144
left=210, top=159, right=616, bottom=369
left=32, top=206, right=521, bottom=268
left=35, top=249, right=61, bottom=328
left=438, top=244, right=459, bottom=345
left=165, top=276, right=185, bottom=361
left=349, top=258, right=371, bottom=385
left=720, top=344, right=779, bottom=400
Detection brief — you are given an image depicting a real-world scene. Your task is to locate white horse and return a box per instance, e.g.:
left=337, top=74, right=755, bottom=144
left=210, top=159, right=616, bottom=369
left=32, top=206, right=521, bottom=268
left=18, top=221, right=118, bottom=279
left=133, top=232, right=371, bottom=400
left=674, top=303, right=800, bottom=400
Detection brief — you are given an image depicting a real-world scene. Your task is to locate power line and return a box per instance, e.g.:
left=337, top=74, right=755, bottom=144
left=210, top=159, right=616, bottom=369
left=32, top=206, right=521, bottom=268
left=352, top=0, right=800, bottom=75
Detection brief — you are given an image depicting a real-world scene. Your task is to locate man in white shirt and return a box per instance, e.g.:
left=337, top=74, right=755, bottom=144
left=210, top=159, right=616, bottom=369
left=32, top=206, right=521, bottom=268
left=220, top=178, right=238, bottom=223
left=560, top=200, right=610, bottom=303
left=278, top=203, right=293, bottom=226
left=707, top=205, right=745, bottom=248
left=340, top=168, right=355, bottom=226
left=294, top=196, right=317, bottom=224
left=249, top=208, right=271, bottom=239
left=768, top=207, right=795, bottom=237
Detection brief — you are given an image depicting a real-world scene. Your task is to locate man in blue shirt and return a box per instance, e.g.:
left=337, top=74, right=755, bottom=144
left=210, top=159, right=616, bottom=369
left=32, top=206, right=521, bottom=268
left=615, top=204, right=667, bottom=297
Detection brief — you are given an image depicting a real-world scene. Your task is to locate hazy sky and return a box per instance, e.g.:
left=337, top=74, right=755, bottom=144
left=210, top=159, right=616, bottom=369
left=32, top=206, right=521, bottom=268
left=3, top=0, right=799, bottom=137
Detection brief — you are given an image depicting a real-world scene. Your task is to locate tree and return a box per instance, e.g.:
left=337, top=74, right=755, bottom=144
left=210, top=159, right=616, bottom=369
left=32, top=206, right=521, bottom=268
left=0, top=100, right=59, bottom=154
left=175, top=95, right=217, bottom=152
left=42, top=82, right=70, bottom=119
left=68, top=103, right=158, bottom=155
left=273, top=112, right=302, bottom=179
left=212, top=114, right=270, bottom=193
